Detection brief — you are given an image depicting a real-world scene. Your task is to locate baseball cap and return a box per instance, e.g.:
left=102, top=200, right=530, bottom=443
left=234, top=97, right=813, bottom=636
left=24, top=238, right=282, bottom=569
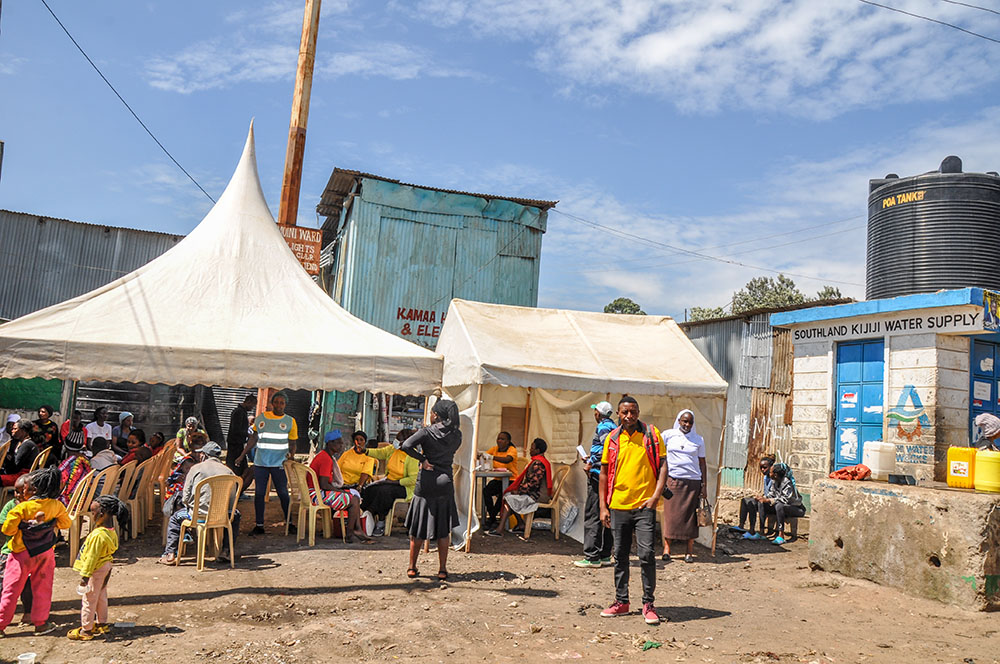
left=590, top=401, right=613, bottom=417
left=324, top=430, right=343, bottom=443
left=200, top=442, right=223, bottom=457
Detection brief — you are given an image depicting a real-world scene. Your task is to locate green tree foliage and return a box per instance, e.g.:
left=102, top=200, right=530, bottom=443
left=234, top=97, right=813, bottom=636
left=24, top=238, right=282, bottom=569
left=604, top=297, right=646, bottom=315
left=815, top=285, right=844, bottom=301
left=731, top=274, right=805, bottom=313
left=689, top=306, right=725, bottom=321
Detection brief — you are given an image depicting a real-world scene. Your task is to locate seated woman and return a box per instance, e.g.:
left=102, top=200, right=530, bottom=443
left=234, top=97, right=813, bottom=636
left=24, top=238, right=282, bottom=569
left=362, top=429, right=419, bottom=536
left=758, top=463, right=805, bottom=545
left=58, top=434, right=91, bottom=505
left=120, top=429, right=153, bottom=465
left=308, top=431, right=372, bottom=543
left=486, top=438, right=552, bottom=537
left=739, top=454, right=775, bottom=540
left=148, top=432, right=166, bottom=455
left=338, top=431, right=376, bottom=488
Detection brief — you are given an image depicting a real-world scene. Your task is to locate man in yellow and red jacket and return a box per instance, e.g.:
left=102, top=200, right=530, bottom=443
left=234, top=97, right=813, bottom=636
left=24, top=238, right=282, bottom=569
left=598, top=396, right=668, bottom=625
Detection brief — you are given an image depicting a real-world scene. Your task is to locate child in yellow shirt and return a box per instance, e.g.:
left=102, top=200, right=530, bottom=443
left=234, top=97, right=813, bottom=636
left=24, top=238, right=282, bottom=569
left=68, top=495, right=126, bottom=641
left=0, top=467, right=70, bottom=635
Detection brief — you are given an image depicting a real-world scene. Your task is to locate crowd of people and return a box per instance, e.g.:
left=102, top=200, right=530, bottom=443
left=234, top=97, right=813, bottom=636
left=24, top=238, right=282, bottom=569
left=0, top=390, right=799, bottom=637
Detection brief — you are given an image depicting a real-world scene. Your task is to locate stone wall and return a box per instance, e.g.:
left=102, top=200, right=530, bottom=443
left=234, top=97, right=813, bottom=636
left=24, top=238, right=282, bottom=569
left=787, top=340, right=833, bottom=493
left=810, top=479, right=1000, bottom=611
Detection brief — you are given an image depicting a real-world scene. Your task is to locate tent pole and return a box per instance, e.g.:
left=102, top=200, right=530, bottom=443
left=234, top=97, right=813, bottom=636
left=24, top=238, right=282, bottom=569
left=522, top=388, right=532, bottom=455
left=710, top=418, right=728, bottom=557
left=464, top=384, right=484, bottom=553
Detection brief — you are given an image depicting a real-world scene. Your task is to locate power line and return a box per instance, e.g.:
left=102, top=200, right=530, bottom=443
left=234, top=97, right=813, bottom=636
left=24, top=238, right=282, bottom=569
left=551, top=208, right=865, bottom=286
left=857, top=0, right=1000, bottom=44
left=934, top=0, right=1000, bottom=17
left=566, top=222, right=867, bottom=274
left=38, top=0, right=216, bottom=203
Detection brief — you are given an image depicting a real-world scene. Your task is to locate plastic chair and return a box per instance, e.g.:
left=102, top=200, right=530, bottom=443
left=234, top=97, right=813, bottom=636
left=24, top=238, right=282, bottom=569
left=0, top=441, right=10, bottom=472
left=1, top=446, right=54, bottom=505
left=130, top=457, right=158, bottom=535
left=92, top=464, right=122, bottom=498
left=384, top=496, right=411, bottom=536
left=67, top=470, right=99, bottom=557
left=286, top=461, right=339, bottom=546
left=176, top=475, right=242, bottom=571
left=113, top=461, right=138, bottom=539
left=151, top=442, right=179, bottom=513
left=283, top=459, right=303, bottom=536
left=524, top=465, right=571, bottom=540
left=0, top=441, right=13, bottom=505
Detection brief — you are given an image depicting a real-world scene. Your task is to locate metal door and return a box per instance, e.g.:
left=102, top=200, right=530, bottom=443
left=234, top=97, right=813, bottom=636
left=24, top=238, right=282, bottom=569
left=834, top=340, right=884, bottom=469
left=971, top=340, right=999, bottom=440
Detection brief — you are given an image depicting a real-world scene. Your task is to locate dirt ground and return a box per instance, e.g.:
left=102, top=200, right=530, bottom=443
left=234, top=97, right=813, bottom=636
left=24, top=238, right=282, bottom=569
left=2, top=497, right=998, bottom=664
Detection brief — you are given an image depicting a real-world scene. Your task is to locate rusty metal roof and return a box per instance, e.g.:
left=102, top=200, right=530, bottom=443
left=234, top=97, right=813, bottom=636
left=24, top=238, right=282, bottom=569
left=678, top=298, right=855, bottom=329
left=316, top=168, right=558, bottom=220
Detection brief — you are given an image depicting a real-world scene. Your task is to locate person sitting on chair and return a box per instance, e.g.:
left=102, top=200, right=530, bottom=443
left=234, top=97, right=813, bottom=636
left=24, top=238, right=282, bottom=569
left=339, top=431, right=376, bottom=489
left=362, top=429, right=419, bottom=536
left=482, top=431, right=518, bottom=530
left=758, top=463, right=804, bottom=545
left=157, top=442, right=240, bottom=565
left=486, top=438, right=552, bottom=537
left=1, top=420, right=38, bottom=487
left=739, top=454, right=775, bottom=540
left=309, top=431, right=372, bottom=543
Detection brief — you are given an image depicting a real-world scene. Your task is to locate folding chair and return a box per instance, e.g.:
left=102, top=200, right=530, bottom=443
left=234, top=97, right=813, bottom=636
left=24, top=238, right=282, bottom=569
left=176, top=475, right=242, bottom=571
left=525, top=464, right=572, bottom=540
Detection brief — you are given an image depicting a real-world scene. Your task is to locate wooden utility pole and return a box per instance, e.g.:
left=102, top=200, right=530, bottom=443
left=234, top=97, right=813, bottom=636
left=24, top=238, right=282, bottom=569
left=278, top=0, right=322, bottom=227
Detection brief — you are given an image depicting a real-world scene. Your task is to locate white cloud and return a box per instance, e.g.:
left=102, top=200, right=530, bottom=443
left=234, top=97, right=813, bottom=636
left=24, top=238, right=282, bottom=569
left=409, top=0, right=999, bottom=118
left=0, top=55, right=26, bottom=75
left=145, top=1, right=472, bottom=93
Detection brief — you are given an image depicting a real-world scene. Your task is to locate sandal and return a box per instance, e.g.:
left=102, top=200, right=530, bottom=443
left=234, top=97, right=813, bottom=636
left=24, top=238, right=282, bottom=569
left=407, top=568, right=419, bottom=579
left=95, top=623, right=112, bottom=635
left=437, top=570, right=448, bottom=581
left=684, top=554, right=695, bottom=563
left=156, top=555, right=175, bottom=565
left=67, top=627, right=95, bottom=641
left=661, top=553, right=671, bottom=562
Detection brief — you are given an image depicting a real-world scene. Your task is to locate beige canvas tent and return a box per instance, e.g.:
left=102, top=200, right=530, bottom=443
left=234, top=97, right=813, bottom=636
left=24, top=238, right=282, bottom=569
left=436, top=299, right=728, bottom=550
left=0, top=125, right=442, bottom=395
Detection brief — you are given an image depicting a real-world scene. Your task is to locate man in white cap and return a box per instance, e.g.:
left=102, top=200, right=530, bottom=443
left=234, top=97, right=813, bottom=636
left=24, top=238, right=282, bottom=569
left=0, top=414, right=19, bottom=446
left=574, top=401, right=616, bottom=568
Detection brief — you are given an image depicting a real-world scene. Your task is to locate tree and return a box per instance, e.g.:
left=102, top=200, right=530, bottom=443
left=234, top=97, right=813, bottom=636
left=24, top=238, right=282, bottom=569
left=604, top=297, right=646, bottom=315
left=815, top=285, right=843, bottom=301
left=689, top=306, right=725, bottom=321
left=731, top=274, right=805, bottom=313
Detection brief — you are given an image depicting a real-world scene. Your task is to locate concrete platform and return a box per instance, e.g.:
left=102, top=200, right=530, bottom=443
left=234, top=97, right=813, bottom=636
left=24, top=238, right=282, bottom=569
left=809, top=479, right=1000, bottom=611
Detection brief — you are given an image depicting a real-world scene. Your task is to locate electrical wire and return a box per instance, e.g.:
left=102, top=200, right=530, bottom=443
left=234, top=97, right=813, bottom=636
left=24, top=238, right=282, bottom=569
left=857, top=0, right=1000, bottom=44
left=934, top=0, right=1000, bottom=17
left=551, top=208, right=865, bottom=286
left=563, top=222, right=867, bottom=274
left=38, top=0, right=216, bottom=203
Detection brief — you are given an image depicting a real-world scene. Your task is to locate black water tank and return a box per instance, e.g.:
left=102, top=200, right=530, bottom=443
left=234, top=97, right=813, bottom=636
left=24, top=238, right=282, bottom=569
left=866, top=156, right=1000, bottom=300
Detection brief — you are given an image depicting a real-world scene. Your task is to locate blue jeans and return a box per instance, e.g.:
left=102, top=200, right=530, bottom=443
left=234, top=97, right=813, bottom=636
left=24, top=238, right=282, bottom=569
left=253, top=466, right=290, bottom=527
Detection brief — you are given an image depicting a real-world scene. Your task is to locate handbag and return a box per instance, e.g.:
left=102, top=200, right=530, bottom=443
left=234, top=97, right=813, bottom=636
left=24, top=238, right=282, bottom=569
left=697, top=497, right=712, bottom=527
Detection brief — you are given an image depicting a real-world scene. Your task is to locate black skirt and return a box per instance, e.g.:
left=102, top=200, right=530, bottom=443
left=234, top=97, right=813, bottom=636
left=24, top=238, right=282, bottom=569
left=405, top=468, right=458, bottom=540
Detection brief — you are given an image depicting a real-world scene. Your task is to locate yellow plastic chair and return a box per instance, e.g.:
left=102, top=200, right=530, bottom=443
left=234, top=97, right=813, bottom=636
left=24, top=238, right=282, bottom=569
left=285, top=461, right=339, bottom=546
left=384, top=496, right=411, bottom=536
left=92, top=464, right=122, bottom=498
left=67, top=470, right=99, bottom=557
left=130, top=456, right=158, bottom=535
left=176, top=475, right=242, bottom=571
left=524, top=464, right=572, bottom=541
left=151, top=442, right=179, bottom=514
left=282, top=459, right=303, bottom=536
left=115, top=461, right=138, bottom=500
left=30, top=446, right=52, bottom=472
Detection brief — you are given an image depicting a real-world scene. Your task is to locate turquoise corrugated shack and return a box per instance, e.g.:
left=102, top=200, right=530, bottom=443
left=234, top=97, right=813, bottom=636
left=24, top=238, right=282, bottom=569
left=315, top=169, right=557, bottom=439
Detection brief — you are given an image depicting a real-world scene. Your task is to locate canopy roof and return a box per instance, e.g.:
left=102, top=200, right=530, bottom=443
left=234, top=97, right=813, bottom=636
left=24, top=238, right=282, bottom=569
left=0, top=125, right=442, bottom=394
left=437, top=299, right=727, bottom=396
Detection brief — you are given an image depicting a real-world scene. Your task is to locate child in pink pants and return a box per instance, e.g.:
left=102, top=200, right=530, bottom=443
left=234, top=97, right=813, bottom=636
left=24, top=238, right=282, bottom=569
left=0, top=467, right=70, bottom=635
left=68, top=495, right=125, bottom=640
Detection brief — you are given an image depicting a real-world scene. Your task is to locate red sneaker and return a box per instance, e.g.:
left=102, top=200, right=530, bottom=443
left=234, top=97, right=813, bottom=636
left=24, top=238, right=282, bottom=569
left=642, top=603, right=660, bottom=625
left=600, top=601, right=630, bottom=617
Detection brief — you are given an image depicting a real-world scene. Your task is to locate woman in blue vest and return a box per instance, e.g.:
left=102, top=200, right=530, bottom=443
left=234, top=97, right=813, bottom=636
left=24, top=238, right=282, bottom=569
left=399, top=399, right=462, bottom=581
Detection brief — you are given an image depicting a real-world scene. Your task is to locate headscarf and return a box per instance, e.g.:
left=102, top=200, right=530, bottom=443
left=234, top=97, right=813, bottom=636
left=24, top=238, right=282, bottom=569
left=119, top=411, right=133, bottom=424
left=428, top=399, right=460, bottom=439
left=664, top=408, right=704, bottom=448
left=975, top=413, right=1000, bottom=438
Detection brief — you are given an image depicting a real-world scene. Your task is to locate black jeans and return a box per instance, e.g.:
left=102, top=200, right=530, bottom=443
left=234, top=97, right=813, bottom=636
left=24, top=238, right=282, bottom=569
left=773, top=503, right=806, bottom=533
left=253, top=466, right=290, bottom=527
left=611, top=508, right=657, bottom=605
left=483, top=479, right=504, bottom=521
left=739, top=497, right=761, bottom=532
left=583, top=473, right=613, bottom=562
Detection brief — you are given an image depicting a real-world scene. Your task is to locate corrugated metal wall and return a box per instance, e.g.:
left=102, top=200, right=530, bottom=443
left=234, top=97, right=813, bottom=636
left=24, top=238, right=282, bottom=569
left=682, top=314, right=796, bottom=489
left=0, top=210, right=183, bottom=321
left=330, top=180, right=546, bottom=349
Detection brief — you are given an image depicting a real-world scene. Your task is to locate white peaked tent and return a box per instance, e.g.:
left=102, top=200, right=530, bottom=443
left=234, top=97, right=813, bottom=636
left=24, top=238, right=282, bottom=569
left=0, top=125, right=442, bottom=395
left=435, top=299, right=728, bottom=550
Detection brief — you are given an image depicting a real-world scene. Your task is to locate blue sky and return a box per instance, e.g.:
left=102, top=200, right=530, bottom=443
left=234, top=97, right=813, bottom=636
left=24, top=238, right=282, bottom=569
left=3, top=0, right=999, bottom=318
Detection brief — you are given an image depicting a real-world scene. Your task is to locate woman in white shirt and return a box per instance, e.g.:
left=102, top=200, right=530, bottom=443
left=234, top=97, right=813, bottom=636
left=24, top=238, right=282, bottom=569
left=84, top=407, right=113, bottom=448
left=661, top=409, right=706, bottom=563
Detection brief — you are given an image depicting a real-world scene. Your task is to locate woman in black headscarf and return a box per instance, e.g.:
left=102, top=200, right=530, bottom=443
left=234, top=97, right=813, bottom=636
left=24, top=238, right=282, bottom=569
left=400, top=399, right=462, bottom=581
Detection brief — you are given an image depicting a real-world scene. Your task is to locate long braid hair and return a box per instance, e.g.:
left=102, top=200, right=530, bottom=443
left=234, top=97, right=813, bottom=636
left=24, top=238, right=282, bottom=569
left=95, top=494, right=130, bottom=532
left=26, top=466, right=61, bottom=499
